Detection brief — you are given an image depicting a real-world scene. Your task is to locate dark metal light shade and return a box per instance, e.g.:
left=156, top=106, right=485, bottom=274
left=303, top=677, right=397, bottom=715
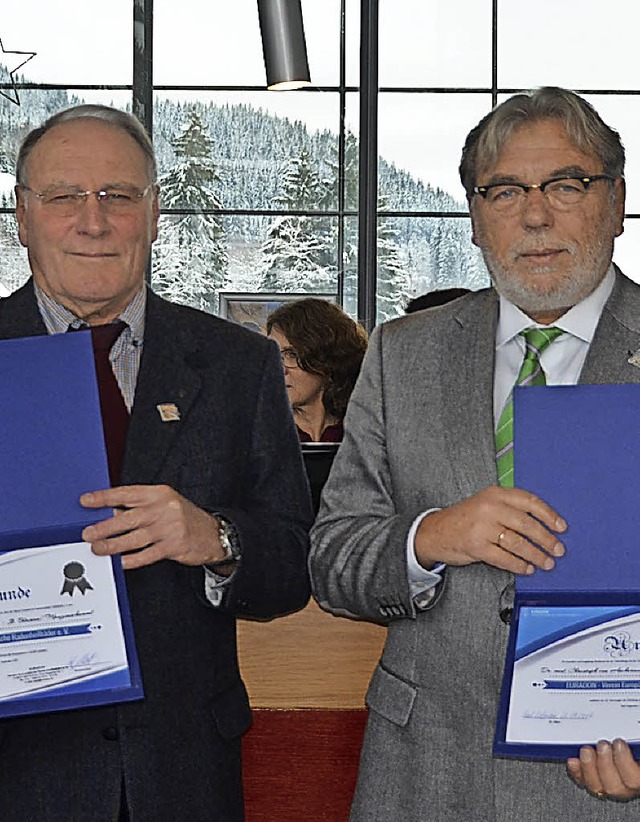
left=257, top=0, right=311, bottom=91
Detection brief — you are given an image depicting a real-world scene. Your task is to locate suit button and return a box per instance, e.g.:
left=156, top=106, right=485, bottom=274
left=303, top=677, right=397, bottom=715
left=499, top=607, right=513, bottom=625
left=102, top=726, right=119, bottom=741
left=414, top=587, right=437, bottom=610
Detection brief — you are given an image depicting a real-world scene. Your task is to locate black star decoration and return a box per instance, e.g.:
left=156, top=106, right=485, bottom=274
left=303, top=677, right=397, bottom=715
left=0, top=37, right=36, bottom=106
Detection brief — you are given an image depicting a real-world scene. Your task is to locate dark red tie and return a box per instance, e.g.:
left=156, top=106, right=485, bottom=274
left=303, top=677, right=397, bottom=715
left=90, top=321, right=130, bottom=486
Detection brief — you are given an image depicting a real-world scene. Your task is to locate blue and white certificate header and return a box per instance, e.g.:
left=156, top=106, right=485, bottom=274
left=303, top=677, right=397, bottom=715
left=505, top=606, right=640, bottom=748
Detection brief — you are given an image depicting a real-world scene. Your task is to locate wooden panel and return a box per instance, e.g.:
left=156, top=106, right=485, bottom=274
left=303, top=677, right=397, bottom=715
left=243, top=709, right=366, bottom=822
left=238, top=599, right=385, bottom=708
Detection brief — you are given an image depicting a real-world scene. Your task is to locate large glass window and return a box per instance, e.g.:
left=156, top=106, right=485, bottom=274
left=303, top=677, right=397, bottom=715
left=0, top=0, right=638, bottom=326
left=374, top=0, right=640, bottom=323
left=151, top=0, right=351, bottom=316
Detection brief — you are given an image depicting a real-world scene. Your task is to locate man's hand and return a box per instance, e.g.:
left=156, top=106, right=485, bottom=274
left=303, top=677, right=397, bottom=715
left=567, top=739, right=640, bottom=801
left=80, top=484, right=227, bottom=571
left=415, top=485, right=566, bottom=575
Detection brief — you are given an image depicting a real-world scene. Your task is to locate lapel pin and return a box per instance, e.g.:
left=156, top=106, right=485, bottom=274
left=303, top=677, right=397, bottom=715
left=157, top=403, right=180, bottom=422
left=628, top=350, right=640, bottom=369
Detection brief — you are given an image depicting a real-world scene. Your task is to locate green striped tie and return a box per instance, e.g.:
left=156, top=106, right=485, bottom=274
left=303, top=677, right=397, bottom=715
left=495, top=327, right=564, bottom=487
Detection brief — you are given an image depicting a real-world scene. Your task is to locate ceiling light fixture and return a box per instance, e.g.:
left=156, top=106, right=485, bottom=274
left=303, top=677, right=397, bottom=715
left=257, top=0, right=311, bottom=91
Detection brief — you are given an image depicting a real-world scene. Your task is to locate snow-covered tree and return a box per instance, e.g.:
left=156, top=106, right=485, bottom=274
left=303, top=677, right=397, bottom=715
left=0, top=81, right=488, bottom=306
left=324, top=131, right=409, bottom=320
left=259, top=148, right=334, bottom=293
left=321, top=131, right=359, bottom=312
left=376, top=201, right=411, bottom=321
left=153, top=107, right=228, bottom=310
left=0, top=208, right=29, bottom=295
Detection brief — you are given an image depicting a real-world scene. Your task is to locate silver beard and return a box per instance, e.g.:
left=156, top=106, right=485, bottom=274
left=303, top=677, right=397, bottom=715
left=481, top=233, right=615, bottom=315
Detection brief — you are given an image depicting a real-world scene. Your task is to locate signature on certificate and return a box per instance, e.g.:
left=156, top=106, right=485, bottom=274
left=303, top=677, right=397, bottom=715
left=67, top=652, right=98, bottom=670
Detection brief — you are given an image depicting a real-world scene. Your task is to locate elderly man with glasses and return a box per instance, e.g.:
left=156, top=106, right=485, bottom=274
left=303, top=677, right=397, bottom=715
left=310, top=87, right=640, bottom=820
left=0, top=104, right=312, bottom=822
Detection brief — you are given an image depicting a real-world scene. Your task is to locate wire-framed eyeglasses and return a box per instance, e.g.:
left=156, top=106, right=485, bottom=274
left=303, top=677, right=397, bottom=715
left=280, top=348, right=301, bottom=369
left=473, top=174, right=616, bottom=214
left=19, top=183, right=155, bottom=217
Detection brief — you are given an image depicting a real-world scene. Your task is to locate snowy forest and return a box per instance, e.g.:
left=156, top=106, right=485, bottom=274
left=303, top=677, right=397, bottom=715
left=0, top=66, right=488, bottom=320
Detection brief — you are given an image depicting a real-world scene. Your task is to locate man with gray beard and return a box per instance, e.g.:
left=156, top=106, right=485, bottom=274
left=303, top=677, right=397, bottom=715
left=310, top=87, right=640, bottom=820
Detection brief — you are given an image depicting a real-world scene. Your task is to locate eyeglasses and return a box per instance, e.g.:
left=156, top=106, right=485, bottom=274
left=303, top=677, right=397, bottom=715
left=19, top=183, right=155, bottom=217
left=473, top=174, right=615, bottom=214
left=280, top=348, right=301, bottom=369
left=498, top=580, right=515, bottom=625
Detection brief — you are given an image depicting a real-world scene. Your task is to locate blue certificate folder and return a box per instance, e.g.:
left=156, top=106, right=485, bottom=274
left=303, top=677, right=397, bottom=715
left=494, top=383, right=640, bottom=760
left=0, top=331, right=143, bottom=718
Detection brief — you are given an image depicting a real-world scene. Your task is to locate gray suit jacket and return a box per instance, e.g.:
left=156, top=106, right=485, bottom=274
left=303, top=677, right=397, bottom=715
left=0, top=280, right=313, bottom=822
left=310, top=270, right=640, bottom=822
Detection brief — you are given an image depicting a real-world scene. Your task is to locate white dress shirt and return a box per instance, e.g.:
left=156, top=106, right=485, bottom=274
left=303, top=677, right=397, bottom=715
left=407, top=267, right=616, bottom=602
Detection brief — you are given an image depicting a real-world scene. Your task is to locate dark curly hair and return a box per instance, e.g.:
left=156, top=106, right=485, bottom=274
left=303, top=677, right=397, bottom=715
left=266, top=298, right=368, bottom=419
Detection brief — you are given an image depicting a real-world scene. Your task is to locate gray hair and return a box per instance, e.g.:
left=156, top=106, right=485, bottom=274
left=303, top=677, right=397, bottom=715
left=459, top=87, right=625, bottom=198
left=16, top=104, right=157, bottom=186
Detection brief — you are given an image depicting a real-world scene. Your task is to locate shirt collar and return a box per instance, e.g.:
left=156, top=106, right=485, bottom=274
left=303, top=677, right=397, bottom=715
left=496, top=265, right=615, bottom=348
left=35, top=282, right=146, bottom=344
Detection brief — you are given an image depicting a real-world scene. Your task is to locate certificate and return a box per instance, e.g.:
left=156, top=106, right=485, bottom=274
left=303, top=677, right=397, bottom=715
left=503, top=606, right=640, bottom=753
left=0, top=541, right=143, bottom=718
left=0, top=332, right=143, bottom=717
left=494, top=383, right=640, bottom=759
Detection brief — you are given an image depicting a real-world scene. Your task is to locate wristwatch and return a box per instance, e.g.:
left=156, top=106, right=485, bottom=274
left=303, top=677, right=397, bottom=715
left=207, top=515, right=241, bottom=571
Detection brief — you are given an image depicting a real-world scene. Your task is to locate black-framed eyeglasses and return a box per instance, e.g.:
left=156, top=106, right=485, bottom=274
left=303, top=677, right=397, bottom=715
left=19, top=183, right=155, bottom=217
left=280, top=347, right=301, bottom=369
left=473, top=174, right=616, bottom=214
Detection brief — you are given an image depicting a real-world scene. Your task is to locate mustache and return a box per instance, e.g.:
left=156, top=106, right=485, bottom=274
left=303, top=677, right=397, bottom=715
left=511, top=242, right=571, bottom=257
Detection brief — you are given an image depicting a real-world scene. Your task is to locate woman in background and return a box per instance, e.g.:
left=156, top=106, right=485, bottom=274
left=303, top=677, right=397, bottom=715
left=267, top=298, right=367, bottom=442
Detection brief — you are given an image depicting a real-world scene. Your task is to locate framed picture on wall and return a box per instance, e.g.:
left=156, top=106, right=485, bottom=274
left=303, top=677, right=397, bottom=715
left=218, top=292, right=337, bottom=334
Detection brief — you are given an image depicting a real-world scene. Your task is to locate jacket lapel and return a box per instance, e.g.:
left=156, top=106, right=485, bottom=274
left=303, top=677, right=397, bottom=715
left=442, top=289, right=499, bottom=498
left=0, top=283, right=203, bottom=485
left=580, top=269, right=640, bottom=386
left=0, top=279, right=48, bottom=339
left=121, top=292, right=202, bottom=485
left=440, top=271, right=640, bottom=497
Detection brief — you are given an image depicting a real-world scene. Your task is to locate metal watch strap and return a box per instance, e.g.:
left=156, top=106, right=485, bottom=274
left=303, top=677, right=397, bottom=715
left=207, top=515, right=241, bottom=570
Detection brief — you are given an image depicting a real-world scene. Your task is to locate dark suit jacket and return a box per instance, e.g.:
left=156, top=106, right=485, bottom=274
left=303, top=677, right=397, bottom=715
left=0, top=280, right=313, bottom=822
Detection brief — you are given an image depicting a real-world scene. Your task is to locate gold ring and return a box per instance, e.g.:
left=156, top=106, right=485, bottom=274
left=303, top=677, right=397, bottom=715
left=594, top=789, right=607, bottom=799
left=498, top=531, right=507, bottom=545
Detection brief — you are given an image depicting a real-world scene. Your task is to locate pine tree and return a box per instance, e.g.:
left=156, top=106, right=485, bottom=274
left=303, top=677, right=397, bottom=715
left=429, top=218, right=487, bottom=291
left=376, top=196, right=411, bottom=321
left=152, top=107, right=228, bottom=311
left=326, top=132, right=409, bottom=320
left=0, top=86, right=488, bottom=306
left=259, top=148, right=334, bottom=293
left=0, top=202, right=29, bottom=295
left=321, top=131, right=359, bottom=312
